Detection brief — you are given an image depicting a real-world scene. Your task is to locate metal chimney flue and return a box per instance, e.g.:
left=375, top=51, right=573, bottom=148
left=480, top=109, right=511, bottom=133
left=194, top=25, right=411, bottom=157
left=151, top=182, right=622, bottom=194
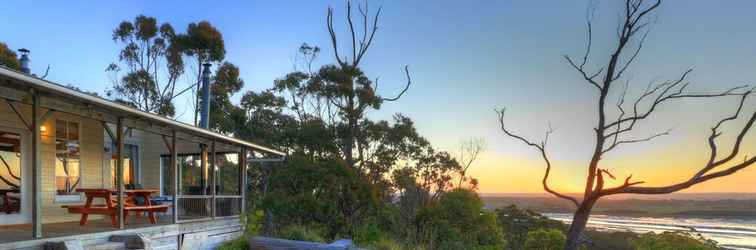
left=18, top=48, right=31, bottom=74
left=198, top=63, right=212, bottom=129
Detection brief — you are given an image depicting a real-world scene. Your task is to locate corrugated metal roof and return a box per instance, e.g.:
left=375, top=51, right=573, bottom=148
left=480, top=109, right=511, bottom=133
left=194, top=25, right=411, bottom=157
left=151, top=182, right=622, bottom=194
left=0, top=65, right=285, bottom=157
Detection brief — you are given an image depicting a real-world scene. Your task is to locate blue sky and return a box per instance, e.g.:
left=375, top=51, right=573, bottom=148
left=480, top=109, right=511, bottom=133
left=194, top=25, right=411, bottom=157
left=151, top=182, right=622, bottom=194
left=2, top=1, right=755, bottom=192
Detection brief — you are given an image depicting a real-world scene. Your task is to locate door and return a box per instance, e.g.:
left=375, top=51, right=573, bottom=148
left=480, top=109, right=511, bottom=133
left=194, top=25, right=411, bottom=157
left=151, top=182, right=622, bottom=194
left=0, top=127, right=30, bottom=225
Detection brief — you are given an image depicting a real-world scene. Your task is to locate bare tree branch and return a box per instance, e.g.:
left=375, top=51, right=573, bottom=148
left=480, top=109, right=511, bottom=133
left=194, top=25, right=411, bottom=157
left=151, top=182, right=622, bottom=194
left=0, top=154, right=20, bottom=180
left=496, top=108, right=580, bottom=207
left=40, top=64, right=51, bottom=79
left=602, top=128, right=671, bottom=154
left=327, top=7, right=346, bottom=66
left=382, top=65, right=412, bottom=102
left=564, top=1, right=603, bottom=91
left=346, top=1, right=357, bottom=63
left=602, top=89, right=755, bottom=195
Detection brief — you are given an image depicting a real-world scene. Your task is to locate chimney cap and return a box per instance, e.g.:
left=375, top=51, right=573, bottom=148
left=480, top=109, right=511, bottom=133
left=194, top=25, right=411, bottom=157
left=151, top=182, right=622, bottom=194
left=18, top=48, right=30, bottom=54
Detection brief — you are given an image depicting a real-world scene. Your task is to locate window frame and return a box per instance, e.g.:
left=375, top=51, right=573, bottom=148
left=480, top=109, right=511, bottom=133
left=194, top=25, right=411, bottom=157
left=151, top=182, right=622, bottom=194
left=110, top=143, right=141, bottom=189
left=54, top=119, right=82, bottom=203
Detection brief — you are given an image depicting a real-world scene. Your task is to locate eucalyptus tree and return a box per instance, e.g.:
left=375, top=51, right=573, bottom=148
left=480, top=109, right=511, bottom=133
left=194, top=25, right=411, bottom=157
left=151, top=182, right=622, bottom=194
left=496, top=1, right=754, bottom=249
left=209, top=62, right=244, bottom=133
left=174, top=21, right=226, bottom=125
left=456, top=137, right=486, bottom=188
left=313, top=1, right=412, bottom=170
left=106, top=15, right=184, bottom=116
left=0, top=42, right=19, bottom=70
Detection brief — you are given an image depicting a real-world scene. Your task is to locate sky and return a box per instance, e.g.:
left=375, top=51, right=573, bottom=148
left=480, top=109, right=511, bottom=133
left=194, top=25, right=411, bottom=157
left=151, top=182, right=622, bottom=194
left=1, top=1, right=754, bottom=194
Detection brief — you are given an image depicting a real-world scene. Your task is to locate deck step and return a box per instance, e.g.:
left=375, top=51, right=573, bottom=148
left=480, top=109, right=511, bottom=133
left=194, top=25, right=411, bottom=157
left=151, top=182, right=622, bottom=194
left=109, top=234, right=152, bottom=249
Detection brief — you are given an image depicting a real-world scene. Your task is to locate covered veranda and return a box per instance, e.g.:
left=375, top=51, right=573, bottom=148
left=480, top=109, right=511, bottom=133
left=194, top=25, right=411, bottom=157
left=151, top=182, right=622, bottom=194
left=0, top=66, right=284, bottom=247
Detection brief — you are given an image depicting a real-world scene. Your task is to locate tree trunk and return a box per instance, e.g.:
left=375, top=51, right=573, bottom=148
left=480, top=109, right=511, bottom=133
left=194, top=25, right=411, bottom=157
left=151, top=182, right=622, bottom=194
left=564, top=199, right=595, bottom=250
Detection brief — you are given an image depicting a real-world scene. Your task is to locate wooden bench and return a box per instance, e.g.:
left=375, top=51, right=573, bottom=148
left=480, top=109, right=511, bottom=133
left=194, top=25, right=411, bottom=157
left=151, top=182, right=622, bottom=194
left=124, top=204, right=171, bottom=224
left=63, top=188, right=170, bottom=227
left=63, top=204, right=118, bottom=226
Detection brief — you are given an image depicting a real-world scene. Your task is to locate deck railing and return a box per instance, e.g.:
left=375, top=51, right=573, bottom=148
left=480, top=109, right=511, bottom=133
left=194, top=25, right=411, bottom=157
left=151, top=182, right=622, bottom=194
left=214, top=195, right=242, bottom=217
left=175, top=194, right=242, bottom=221
left=176, top=195, right=212, bottom=221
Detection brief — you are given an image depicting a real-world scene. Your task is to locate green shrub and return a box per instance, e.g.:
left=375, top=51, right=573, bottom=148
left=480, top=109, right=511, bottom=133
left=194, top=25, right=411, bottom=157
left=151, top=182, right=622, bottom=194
left=495, top=204, right=565, bottom=250
left=417, top=188, right=506, bottom=250
left=523, top=228, right=566, bottom=250
left=275, top=224, right=326, bottom=243
left=370, top=238, right=405, bottom=250
left=631, top=231, right=718, bottom=250
left=242, top=209, right=264, bottom=236
left=354, top=222, right=391, bottom=247
left=216, top=237, right=249, bottom=250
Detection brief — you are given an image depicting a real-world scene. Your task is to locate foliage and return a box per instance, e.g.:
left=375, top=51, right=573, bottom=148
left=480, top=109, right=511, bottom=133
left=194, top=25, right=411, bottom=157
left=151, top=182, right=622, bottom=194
left=0, top=42, right=19, bottom=70
left=210, top=62, right=245, bottom=133
left=242, top=209, right=264, bottom=236
left=261, top=156, right=381, bottom=239
left=274, top=224, right=326, bottom=243
left=174, top=20, right=226, bottom=124
left=495, top=204, right=566, bottom=250
left=216, top=237, right=249, bottom=250
left=523, top=228, right=566, bottom=250
left=368, top=238, right=405, bottom=250
left=354, top=222, right=391, bottom=247
left=580, top=230, right=638, bottom=250
left=175, top=21, right=225, bottom=66
left=106, top=15, right=183, bottom=116
left=416, top=189, right=506, bottom=250
left=631, top=231, right=719, bottom=250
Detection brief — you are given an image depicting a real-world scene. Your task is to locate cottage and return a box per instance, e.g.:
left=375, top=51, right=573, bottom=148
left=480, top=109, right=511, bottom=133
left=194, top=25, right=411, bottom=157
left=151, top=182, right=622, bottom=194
left=0, top=65, right=284, bottom=249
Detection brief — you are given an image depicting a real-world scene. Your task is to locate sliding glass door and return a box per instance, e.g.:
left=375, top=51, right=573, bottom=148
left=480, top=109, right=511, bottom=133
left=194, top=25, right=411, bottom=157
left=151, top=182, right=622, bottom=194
left=0, top=128, right=28, bottom=225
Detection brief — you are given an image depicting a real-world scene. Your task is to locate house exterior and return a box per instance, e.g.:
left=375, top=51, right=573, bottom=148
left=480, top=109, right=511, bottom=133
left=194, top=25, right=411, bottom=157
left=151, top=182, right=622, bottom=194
left=0, top=65, right=284, bottom=249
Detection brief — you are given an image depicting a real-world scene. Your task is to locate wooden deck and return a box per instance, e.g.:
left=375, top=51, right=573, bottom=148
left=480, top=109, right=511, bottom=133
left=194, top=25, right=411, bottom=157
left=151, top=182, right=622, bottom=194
left=0, top=216, right=242, bottom=250
left=0, top=216, right=172, bottom=243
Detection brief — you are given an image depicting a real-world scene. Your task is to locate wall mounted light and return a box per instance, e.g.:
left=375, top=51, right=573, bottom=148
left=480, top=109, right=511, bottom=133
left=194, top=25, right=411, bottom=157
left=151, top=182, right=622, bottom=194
left=40, top=125, right=47, bottom=136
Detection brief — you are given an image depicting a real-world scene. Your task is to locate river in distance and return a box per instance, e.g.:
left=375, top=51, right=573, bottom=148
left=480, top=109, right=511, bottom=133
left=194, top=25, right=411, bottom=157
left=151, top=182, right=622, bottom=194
left=545, top=213, right=756, bottom=250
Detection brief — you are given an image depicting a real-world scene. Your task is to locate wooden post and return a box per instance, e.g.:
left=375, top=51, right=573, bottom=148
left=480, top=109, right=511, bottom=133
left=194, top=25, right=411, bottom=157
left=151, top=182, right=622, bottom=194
left=210, top=141, right=216, bottom=219
left=116, top=117, right=124, bottom=229
left=200, top=144, right=207, bottom=195
left=171, top=130, right=178, bottom=224
left=31, top=89, right=42, bottom=239
left=239, top=147, right=247, bottom=215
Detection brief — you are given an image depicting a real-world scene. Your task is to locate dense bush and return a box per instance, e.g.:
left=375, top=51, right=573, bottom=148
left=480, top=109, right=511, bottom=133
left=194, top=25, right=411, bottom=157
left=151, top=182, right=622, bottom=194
left=496, top=204, right=566, bottom=250
left=523, top=228, right=566, bottom=250
left=274, top=224, right=326, bottom=243
left=216, top=237, right=249, bottom=250
left=580, top=230, right=638, bottom=250
left=416, top=189, right=506, bottom=250
left=631, top=231, right=718, bottom=250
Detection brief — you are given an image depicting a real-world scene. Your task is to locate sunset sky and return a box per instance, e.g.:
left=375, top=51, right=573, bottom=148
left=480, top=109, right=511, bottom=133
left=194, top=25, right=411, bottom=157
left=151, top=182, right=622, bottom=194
left=2, top=1, right=754, bottom=193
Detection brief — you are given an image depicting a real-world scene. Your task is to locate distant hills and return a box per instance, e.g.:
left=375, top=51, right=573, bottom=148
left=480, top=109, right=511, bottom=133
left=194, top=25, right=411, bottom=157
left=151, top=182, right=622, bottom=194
left=481, top=193, right=756, bottom=219
left=481, top=192, right=756, bottom=200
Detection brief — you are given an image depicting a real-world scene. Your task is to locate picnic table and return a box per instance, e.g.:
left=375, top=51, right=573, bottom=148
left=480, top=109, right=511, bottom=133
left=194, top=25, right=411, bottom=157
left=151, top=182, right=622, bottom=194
left=63, top=188, right=170, bottom=227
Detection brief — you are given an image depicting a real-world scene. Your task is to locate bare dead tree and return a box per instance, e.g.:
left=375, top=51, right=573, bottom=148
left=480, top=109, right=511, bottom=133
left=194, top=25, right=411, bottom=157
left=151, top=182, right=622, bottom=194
left=324, top=0, right=413, bottom=169
left=497, top=0, right=754, bottom=249
left=456, top=137, right=486, bottom=188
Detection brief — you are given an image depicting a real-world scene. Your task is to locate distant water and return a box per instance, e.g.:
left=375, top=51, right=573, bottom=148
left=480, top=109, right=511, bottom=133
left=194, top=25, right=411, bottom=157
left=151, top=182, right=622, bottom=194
left=545, top=213, right=756, bottom=250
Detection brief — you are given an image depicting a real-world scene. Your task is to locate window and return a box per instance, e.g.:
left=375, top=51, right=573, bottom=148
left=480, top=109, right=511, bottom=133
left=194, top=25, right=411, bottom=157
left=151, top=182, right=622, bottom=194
left=161, top=156, right=173, bottom=195
left=161, top=154, right=202, bottom=195
left=55, top=120, right=80, bottom=198
left=111, top=144, right=139, bottom=188
left=215, top=152, right=239, bottom=195
left=160, top=152, right=240, bottom=196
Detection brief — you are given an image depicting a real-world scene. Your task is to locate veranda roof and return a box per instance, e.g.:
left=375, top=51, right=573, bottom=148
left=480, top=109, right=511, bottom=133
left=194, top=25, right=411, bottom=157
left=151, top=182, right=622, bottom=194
left=0, top=65, right=284, bottom=157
